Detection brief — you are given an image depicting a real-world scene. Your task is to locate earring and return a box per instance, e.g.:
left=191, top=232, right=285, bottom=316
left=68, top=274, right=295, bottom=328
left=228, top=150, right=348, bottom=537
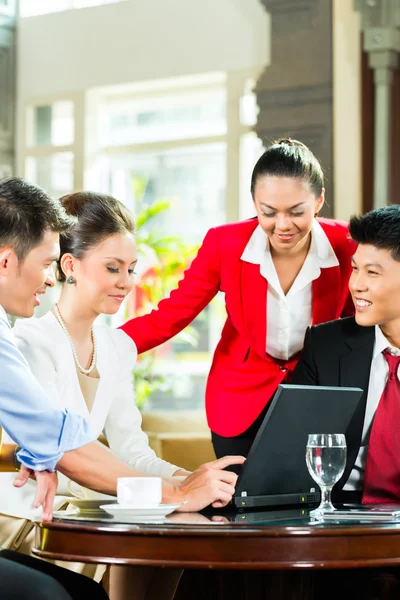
left=66, top=275, right=76, bottom=285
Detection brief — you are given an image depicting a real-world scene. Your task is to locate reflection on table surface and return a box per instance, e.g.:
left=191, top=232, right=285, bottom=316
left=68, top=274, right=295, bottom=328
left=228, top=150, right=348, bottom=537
left=49, top=506, right=400, bottom=528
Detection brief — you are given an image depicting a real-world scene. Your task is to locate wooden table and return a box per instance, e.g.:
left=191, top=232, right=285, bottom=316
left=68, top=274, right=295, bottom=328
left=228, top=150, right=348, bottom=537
left=33, top=509, right=400, bottom=570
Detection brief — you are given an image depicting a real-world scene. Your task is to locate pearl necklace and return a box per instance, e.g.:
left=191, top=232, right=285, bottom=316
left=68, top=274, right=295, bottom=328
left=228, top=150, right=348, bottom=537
left=53, top=304, right=98, bottom=375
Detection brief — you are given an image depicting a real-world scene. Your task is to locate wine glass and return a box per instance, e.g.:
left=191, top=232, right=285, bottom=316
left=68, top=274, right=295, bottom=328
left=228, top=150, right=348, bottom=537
left=306, top=433, right=347, bottom=517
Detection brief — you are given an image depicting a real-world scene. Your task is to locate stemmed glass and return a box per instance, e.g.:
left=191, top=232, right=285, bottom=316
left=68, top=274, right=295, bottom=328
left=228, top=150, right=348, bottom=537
left=306, top=433, right=347, bottom=517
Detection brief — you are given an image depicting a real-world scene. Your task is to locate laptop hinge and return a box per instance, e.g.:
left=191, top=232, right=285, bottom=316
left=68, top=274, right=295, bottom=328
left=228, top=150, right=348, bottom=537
left=235, top=491, right=320, bottom=509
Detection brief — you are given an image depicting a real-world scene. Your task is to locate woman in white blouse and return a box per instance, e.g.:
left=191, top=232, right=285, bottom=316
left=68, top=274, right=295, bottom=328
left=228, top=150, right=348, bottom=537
left=7, top=191, right=194, bottom=600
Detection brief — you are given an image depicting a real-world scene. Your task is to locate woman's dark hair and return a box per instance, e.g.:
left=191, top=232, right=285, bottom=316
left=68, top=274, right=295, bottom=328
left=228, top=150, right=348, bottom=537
left=0, top=177, right=73, bottom=261
left=57, top=191, right=135, bottom=282
left=349, top=205, right=400, bottom=262
left=250, top=138, right=324, bottom=198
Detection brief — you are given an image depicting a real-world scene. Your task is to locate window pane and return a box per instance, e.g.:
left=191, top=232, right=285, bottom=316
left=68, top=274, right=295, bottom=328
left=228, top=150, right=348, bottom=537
left=73, top=0, right=122, bottom=7
left=0, top=0, right=15, bottom=13
left=240, top=132, right=264, bottom=219
left=20, top=0, right=124, bottom=16
left=92, top=143, right=226, bottom=242
left=97, top=89, right=226, bottom=146
left=20, top=0, right=69, bottom=15
left=240, top=78, right=258, bottom=127
left=27, top=101, right=74, bottom=147
left=92, top=143, right=226, bottom=410
left=25, top=152, right=74, bottom=198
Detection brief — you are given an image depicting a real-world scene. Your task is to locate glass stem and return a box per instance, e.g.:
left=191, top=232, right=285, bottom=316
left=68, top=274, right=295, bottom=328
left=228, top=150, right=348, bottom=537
left=320, top=485, right=334, bottom=510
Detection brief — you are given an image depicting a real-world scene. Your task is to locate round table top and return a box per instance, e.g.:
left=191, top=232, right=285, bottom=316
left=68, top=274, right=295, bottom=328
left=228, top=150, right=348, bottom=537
left=33, top=508, right=400, bottom=569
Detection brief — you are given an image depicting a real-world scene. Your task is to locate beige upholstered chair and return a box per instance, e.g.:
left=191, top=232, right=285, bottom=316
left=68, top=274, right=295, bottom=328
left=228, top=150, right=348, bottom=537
left=141, top=410, right=216, bottom=472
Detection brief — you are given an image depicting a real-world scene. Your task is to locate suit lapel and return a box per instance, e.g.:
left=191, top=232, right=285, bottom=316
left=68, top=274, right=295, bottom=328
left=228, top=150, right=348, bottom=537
left=336, top=321, right=375, bottom=491
left=312, top=266, right=341, bottom=324
left=240, top=261, right=267, bottom=359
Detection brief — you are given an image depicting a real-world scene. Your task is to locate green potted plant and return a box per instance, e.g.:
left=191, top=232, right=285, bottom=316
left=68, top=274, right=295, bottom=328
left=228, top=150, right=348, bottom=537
left=130, top=197, right=200, bottom=409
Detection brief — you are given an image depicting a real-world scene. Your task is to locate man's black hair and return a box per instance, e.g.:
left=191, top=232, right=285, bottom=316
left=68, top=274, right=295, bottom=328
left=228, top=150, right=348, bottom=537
left=349, top=205, right=400, bottom=262
left=0, top=177, right=73, bottom=261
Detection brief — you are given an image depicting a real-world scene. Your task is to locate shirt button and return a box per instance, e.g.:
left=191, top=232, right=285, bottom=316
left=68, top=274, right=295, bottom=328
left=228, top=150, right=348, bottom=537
left=279, top=366, right=287, bottom=372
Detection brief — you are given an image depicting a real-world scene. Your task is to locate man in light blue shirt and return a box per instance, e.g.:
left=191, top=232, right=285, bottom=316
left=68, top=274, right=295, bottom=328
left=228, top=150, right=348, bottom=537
left=0, top=178, right=148, bottom=523
left=0, top=303, right=92, bottom=471
left=0, top=177, right=244, bottom=600
left=0, top=178, right=132, bottom=600
left=0, top=177, right=242, bottom=519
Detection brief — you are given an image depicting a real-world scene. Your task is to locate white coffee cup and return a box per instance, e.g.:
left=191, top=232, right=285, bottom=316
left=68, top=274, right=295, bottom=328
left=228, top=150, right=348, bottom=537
left=117, top=477, right=162, bottom=506
left=67, top=480, right=115, bottom=501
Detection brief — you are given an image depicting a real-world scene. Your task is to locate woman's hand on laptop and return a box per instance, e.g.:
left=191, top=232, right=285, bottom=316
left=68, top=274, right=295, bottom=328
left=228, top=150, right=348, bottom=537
left=164, top=455, right=245, bottom=512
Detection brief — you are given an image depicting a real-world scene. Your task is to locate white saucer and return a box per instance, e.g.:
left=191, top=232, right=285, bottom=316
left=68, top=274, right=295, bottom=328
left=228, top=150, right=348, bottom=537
left=100, top=503, right=181, bottom=520
left=68, top=498, right=115, bottom=511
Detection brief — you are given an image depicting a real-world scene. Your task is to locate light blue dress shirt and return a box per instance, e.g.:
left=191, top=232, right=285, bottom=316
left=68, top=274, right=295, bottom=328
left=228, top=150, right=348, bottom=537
left=0, top=306, right=93, bottom=471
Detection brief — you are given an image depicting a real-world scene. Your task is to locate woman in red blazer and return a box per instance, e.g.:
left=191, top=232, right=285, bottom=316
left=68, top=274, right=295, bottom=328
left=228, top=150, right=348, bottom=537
left=121, top=139, right=356, bottom=458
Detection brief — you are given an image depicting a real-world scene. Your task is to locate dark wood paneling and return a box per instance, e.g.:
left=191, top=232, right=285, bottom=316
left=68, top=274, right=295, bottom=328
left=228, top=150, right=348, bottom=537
left=361, top=37, right=400, bottom=212
left=255, top=0, right=334, bottom=217
left=361, top=38, right=375, bottom=214
left=390, top=64, right=400, bottom=206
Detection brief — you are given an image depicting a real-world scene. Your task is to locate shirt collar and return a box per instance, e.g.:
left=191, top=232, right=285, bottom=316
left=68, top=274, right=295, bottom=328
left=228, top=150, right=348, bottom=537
left=0, top=305, right=10, bottom=329
left=311, top=219, right=340, bottom=268
left=240, top=219, right=339, bottom=269
left=373, top=325, right=400, bottom=358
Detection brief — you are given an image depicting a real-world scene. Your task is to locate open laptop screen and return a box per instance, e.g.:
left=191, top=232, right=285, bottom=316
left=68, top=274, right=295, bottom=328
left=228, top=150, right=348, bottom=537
left=234, top=384, right=364, bottom=508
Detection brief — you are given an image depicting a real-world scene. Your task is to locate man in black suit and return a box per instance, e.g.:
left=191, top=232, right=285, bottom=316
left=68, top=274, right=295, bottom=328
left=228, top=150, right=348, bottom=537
left=292, top=204, right=400, bottom=504
left=291, top=306, right=374, bottom=504
left=291, top=205, right=400, bottom=599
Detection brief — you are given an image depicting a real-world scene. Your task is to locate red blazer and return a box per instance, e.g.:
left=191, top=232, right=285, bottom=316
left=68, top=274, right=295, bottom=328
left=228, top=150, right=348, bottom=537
left=121, top=218, right=356, bottom=437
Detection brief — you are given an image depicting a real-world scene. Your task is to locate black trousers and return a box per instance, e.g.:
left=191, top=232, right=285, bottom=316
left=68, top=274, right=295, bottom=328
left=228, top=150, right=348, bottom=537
left=212, top=402, right=270, bottom=465
left=0, top=549, right=109, bottom=600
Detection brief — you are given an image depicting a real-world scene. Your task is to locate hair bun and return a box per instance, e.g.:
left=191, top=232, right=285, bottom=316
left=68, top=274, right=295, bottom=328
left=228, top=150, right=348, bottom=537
left=59, top=192, right=93, bottom=217
left=275, top=137, right=307, bottom=148
left=250, top=136, right=324, bottom=198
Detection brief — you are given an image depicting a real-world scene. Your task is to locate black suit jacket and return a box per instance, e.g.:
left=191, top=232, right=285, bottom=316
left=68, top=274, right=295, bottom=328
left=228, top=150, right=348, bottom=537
left=291, top=316, right=375, bottom=502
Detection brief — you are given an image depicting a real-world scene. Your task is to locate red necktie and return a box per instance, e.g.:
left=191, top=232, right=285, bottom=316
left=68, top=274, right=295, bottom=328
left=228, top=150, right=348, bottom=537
left=362, top=349, right=400, bottom=504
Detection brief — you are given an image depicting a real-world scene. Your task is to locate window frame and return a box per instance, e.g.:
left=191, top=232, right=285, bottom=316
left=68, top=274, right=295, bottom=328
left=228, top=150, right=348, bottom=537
left=17, top=91, right=86, bottom=193
left=19, top=70, right=260, bottom=409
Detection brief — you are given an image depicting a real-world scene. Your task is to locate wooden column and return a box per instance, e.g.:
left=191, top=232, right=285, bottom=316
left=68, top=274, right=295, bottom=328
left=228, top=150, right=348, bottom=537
left=255, top=0, right=334, bottom=217
left=355, top=0, right=400, bottom=208
left=391, top=60, right=400, bottom=205
left=0, top=1, right=16, bottom=179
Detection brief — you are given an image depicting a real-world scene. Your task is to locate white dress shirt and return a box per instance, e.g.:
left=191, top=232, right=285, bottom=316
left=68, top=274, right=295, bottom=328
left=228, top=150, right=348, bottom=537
left=344, top=326, right=400, bottom=490
left=240, top=220, right=339, bottom=360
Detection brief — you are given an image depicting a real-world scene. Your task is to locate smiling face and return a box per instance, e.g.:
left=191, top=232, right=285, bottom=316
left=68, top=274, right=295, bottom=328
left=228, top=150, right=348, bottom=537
left=0, top=229, right=59, bottom=318
left=62, top=232, right=137, bottom=316
left=253, top=176, right=324, bottom=255
left=350, top=244, right=400, bottom=332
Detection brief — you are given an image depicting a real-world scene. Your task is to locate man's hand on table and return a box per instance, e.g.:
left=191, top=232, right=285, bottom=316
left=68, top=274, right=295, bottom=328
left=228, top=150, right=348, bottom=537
left=14, top=466, right=58, bottom=522
left=164, top=455, right=245, bottom=512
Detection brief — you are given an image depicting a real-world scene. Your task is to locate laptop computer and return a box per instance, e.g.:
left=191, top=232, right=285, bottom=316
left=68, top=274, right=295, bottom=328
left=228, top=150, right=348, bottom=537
left=231, top=384, right=364, bottom=510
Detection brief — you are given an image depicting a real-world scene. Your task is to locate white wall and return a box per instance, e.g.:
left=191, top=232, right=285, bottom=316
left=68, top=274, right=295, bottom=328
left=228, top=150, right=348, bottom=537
left=17, top=0, right=270, bottom=97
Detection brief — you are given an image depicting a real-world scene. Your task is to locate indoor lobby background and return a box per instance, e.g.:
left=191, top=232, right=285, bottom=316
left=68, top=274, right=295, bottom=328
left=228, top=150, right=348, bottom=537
left=0, top=0, right=399, bottom=469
